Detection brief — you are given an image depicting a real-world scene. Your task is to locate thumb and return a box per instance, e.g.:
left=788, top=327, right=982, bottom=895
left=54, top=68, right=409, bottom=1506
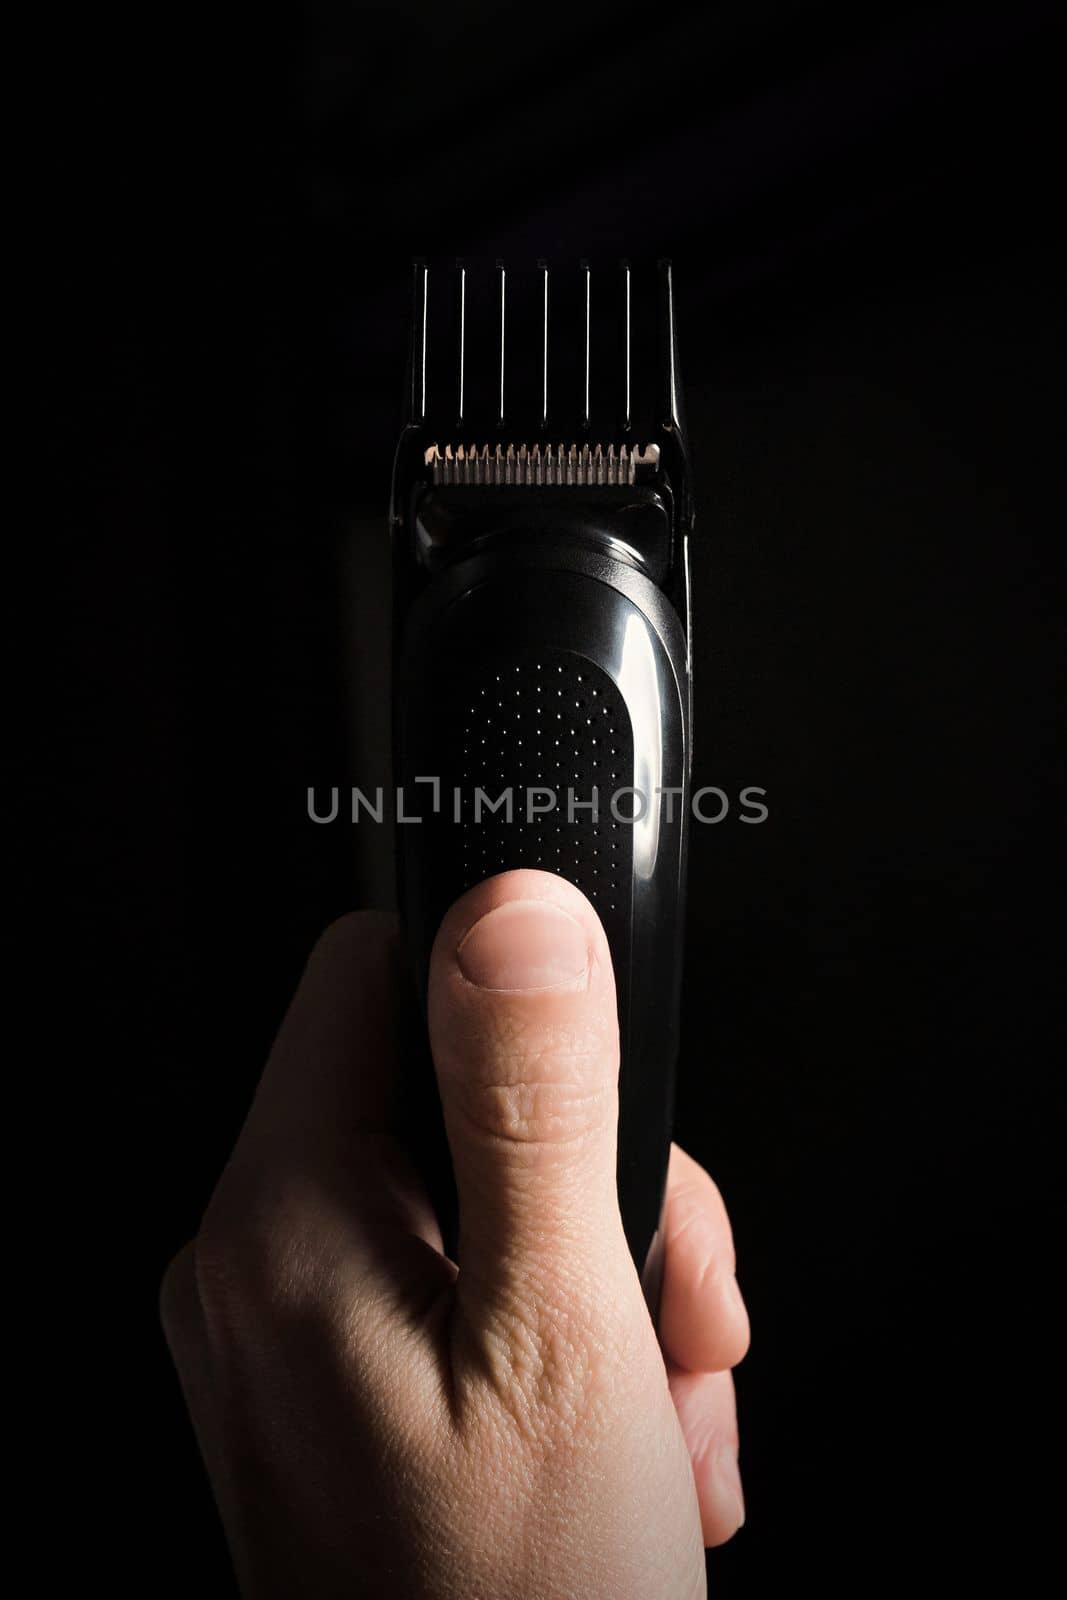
left=427, top=868, right=632, bottom=1321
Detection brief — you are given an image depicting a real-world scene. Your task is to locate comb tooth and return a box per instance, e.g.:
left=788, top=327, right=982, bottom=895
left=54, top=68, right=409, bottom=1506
left=658, top=259, right=679, bottom=430
left=450, top=263, right=491, bottom=435
left=580, top=260, right=592, bottom=428
left=585, top=260, right=623, bottom=436
left=455, top=263, right=467, bottom=429
left=422, top=260, right=468, bottom=434
left=621, top=259, right=632, bottom=432
left=651, top=258, right=686, bottom=436
left=539, top=261, right=549, bottom=428
left=495, top=261, right=507, bottom=427
left=409, top=260, right=429, bottom=425
left=626, top=261, right=657, bottom=441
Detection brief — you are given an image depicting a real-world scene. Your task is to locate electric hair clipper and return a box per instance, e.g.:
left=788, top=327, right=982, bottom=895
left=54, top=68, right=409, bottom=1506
left=391, top=259, right=693, bottom=1313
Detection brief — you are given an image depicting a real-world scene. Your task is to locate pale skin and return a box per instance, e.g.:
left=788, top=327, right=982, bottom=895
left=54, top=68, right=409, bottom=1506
left=162, top=869, right=750, bottom=1598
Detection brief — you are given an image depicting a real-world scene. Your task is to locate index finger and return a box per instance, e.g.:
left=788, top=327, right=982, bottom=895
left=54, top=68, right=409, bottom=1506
left=242, top=911, right=401, bottom=1158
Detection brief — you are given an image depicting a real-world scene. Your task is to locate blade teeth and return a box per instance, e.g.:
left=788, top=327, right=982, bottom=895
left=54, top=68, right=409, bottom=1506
left=424, top=441, right=654, bottom=486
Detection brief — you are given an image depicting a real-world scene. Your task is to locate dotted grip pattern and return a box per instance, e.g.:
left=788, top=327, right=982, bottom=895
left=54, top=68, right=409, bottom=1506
left=455, top=652, right=635, bottom=922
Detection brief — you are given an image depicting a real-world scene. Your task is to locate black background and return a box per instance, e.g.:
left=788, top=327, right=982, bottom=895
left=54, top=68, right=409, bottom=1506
left=59, top=1, right=1062, bottom=1593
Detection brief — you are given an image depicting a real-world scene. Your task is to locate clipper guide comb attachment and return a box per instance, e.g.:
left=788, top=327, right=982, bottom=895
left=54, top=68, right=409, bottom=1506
left=391, top=259, right=693, bottom=1313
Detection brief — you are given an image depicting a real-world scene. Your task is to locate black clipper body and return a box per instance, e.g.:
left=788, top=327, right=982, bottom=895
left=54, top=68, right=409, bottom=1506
left=391, top=260, right=693, bottom=1310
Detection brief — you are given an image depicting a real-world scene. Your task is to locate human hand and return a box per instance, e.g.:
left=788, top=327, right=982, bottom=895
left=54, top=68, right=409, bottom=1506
left=162, top=870, right=749, bottom=1598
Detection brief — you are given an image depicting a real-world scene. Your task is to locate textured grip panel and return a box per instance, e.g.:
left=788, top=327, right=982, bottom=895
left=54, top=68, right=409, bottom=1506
left=454, top=651, right=634, bottom=912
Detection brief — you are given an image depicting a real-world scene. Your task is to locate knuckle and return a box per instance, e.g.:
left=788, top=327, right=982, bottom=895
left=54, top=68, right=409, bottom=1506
left=670, top=1187, right=735, bottom=1278
left=446, top=1013, right=614, bottom=1149
left=453, top=1073, right=611, bottom=1149
left=191, top=1216, right=265, bottom=1339
left=159, top=1242, right=199, bottom=1345
left=192, top=1174, right=325, bottom=1343
left=704, top=1301, right=750, bottom=1371
left=729, top=1320, right=752, bottom=1367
